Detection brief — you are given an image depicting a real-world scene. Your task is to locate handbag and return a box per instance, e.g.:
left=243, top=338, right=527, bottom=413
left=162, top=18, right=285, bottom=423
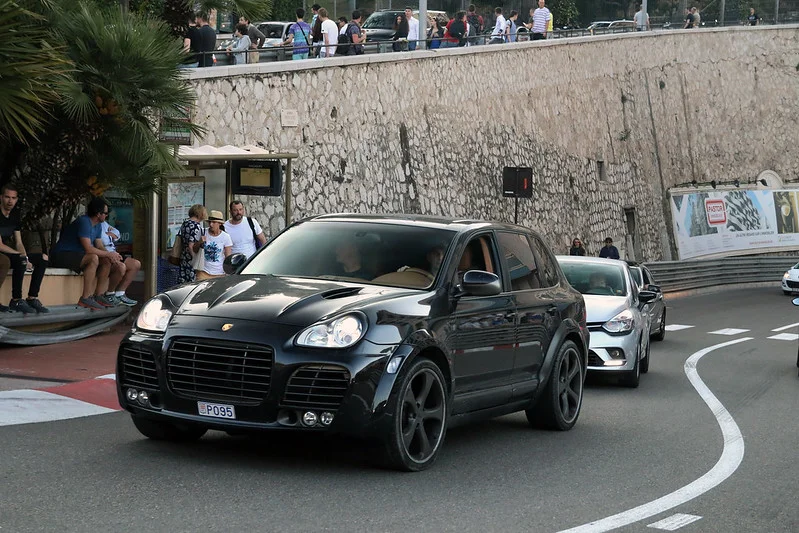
left=168, top=232, right=183, bottom=266
left=191, top=229, right=206, bottom=272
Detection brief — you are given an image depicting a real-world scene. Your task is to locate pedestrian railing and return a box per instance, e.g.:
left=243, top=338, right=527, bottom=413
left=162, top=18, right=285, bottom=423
left=643, top=256, right=797, bottom=294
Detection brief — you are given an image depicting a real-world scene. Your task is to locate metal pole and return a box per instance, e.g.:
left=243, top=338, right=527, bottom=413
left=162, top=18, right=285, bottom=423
left=418, top=0, right=427, bottom=50
left=719, top=0, right=725, bottom=25
left=642, top=0, right=648, bottom=29
left=284, top=158, right=292, bottom=228
left=774, top=0, right=779, bottom=24
left=145, top=190, right=159, bottom=300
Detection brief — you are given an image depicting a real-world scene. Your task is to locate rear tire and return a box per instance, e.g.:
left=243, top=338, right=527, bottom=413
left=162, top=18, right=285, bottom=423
left=131, top=415, right=207, bottom=442
left=652, top=309, right=666, bottom=341
left=526, top=340, right=584, bottom=430
left=379, top=358, right=448, bottom=471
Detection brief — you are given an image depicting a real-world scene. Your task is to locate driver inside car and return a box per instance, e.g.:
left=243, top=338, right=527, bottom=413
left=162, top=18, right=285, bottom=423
left=588, top=272, right=613, bottom=294
left=332, top=241, right=372, bottom=279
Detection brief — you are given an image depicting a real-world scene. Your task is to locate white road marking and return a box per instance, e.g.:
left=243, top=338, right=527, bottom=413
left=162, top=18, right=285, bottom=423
left=665, top=324, right=694, bottom=331
left=708, top=328, right=750, bottom=336
left=771, top=322, right=799, bottom=332
left=97, top=374, right=116, bottom=380
left=647, top=513, right=702, bottom=530
left=0, top=390, right=116, bottom=427
left=557, top=337, right=751, bottom=533
left=767, top=333, right=799, bottom=341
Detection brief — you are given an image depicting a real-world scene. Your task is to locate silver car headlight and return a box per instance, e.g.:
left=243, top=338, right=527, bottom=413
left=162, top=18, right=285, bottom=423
left=784, top=272, right=790, bottom=279
left=136, top=297, right=174, bottom=332
left=296, top=313, right=366, bottom=349
left=603, top=309, right=635, bottom=334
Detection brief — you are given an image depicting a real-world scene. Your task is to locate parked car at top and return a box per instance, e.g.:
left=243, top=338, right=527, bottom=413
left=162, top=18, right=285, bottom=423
left=118, top=214, right=589, bottom=471
left=587, top=20, right=635, bottom=34
left=557, top=256, right=657, bottom=387
left=782, top=262, right=799, bottom=295
left=627, top=262, right=667, bottom=341
left=362, top=9, right=448, bottom=41
left=215, top=21, right=293, bottom=65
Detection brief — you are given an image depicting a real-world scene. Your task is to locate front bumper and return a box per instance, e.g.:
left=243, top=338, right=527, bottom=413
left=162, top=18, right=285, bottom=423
left=116, top=315, right=404, bottom=437
left=781, top=278, right=799, bottom=292
left=586, top=327, right=639, bottom=372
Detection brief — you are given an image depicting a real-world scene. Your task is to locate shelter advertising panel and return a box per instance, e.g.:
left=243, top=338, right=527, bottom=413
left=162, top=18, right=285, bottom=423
left=670, top=189, right=799, bottom=259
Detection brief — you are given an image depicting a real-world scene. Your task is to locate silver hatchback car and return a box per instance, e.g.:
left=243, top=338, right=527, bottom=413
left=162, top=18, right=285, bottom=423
left=557, top=257, right=657, bottom=387
left=628, top=263, right=666, bottom=341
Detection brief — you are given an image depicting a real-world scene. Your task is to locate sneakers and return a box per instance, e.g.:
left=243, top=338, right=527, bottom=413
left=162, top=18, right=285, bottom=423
left=95, top=294, right=118, bottom=308
left=78, top=296, right=104, bottom=311
left=0, top=304, right=9, bottom=313
left=26, top=298, right=50, bottom=314
left=9, top=299, right=36, bottom=314
left=116, top=294, right=137, bottom=307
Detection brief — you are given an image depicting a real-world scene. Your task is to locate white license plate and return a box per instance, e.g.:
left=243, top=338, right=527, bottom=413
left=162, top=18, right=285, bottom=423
left=197, top=401, right=236, bottom=420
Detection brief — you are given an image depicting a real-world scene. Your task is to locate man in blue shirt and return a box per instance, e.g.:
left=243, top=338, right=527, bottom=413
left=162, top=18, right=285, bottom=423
left=49, top=197, right=121, bottom=310
left=598, top=237, right=621, bottom=260
left=281, top=8, right=312, bottom=60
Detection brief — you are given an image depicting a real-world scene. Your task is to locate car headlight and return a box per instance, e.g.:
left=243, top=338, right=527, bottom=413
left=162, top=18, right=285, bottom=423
left=136, top=298, right=173, bottom=332
left=603, top=309, right=635, bottom=334
left=295, top=314, right=366, bottom=349
left=784, top=272, right=790, bottom=279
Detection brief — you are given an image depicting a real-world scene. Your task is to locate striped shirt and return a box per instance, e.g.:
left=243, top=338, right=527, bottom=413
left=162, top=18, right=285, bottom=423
left=532, top=7, right=550, bottom=33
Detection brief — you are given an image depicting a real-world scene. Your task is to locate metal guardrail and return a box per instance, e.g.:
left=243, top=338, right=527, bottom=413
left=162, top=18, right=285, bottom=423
left=643, top=256, right=796, bottom=293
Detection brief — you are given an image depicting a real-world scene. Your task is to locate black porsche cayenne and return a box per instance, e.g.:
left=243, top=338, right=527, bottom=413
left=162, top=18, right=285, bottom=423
left=117, top=214, right=589, bottom=471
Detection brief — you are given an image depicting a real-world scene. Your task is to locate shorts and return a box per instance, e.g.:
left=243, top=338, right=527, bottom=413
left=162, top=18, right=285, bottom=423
left=50, top=251, right=86, bottom=274
left=292, top=52, right=309, bottom=60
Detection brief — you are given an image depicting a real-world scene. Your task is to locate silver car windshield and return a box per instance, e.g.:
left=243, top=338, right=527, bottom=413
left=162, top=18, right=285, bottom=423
left=241, top=221, right=457, bottom=289
left=560, top=262, right=628, bottom=297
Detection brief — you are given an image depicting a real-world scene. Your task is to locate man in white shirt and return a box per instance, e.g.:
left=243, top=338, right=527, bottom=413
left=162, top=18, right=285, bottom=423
left=530, top=0, right=550, bottom=40
left=404, top=7, right=419, bottom=51
left=633, top=4, right=650, bottom=31
left=490, top=7, right=506, bottom=44
left=226, top=200, right=267, bottom=258
left=319, top=7, right=338, bottom=57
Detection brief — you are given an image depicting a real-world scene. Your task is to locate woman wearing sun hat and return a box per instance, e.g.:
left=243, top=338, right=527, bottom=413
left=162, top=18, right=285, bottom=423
left=191, top=209, right=232, bottom=280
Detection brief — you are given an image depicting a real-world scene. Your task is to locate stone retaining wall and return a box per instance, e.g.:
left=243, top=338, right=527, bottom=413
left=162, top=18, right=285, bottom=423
left=187, top=25, right=799, bottom=260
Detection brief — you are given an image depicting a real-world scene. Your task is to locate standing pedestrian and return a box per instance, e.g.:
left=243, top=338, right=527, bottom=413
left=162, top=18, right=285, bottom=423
left=319, top=8, right=338, bottom=57
left=747, top=7, right=760, bottom=25
left=280, top=8, right=313, bottom=60
left=569, top=238, right=586, bottom=256
left=466, top=5, right=483, bottom=45
left=192, top=210, right=232, bottom=280
left=176, top=204, right=206, bottom=284
left=489, top=7, right=506, bottom=44
left=392, top=13, right=409, bottom=51
left=180, top=13, right=200, bottom=69
left=504, top=10, right=519, bottom=43
left=405, top=7, right=420, bottom=50
left=345, top=11, right=366, bottom=56
left=195, top=12, right=217, bottom=67
left=684, top=7, right=695, bottom=28
left=530, top=0, right=550, bottom=40
left=226, top=200, right=267, bottom=258
left=633, top=4, right=650, bottom=31
left=598, top=237, right=620, bottom=259
left=691, top=7, right=701, bottom=28
left=239, top=16, right=265, bottom=64
left=226, top=23, right=251, bottom=65
left=0, top=185, right=49, bottom=313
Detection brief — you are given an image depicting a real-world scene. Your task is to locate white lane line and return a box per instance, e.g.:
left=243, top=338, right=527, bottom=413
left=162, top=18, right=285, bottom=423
left=647, top=513, right=702, bottom=530
left=767, top=333, right=799, bottom=341
left=557, top=337, right=751, bottom=533
left=708, top=328, right=750, bottom=336
left=771, top=322, right=799, bottom=332
left=665, top=324, right=694, bottom=331
left=0, top=389, right=116, bottom=427
left=97, top=374, right=116, bottom=380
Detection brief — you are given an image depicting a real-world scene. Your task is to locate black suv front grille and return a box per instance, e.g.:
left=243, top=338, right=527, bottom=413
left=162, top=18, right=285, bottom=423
left=166, top=338, right=272, bottom=403
left=119, top=343, right=158, bottom=389
left=282, top=365, right=351, bottom=410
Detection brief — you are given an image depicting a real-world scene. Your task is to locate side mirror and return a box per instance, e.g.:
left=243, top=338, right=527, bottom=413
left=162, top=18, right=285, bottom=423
left=458, top=270, right=502, bottom=297
left=638, top=290, right=657, bottom=305
left=223, top=253, right=247, bottom=275
left=646, top=284, right=661, bottom=293
left=793, top=297, right=799, bottom=307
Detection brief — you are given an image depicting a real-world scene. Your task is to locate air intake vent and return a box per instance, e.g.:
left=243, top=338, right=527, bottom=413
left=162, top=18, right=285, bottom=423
left=119, top=344, right=159, bottom=389
left=282, top=365, right=350, bottom=410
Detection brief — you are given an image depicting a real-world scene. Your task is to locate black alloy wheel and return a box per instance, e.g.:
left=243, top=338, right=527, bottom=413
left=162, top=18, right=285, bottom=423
left=381, top=358, right=448, bottom=471
left=652, top=309, right=666, bottom=341
left=527, top=340, right=584, bottom=430
left=131, top=415, right=208, bottom=442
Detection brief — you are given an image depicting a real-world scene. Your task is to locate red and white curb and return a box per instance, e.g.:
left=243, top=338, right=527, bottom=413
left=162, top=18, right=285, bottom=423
left=0, top=374, right=121, bottom=427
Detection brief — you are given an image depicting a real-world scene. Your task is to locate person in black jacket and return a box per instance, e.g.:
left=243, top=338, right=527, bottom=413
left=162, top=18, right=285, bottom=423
left=569, top=238, right=586, bottom=256
left=392, top=14, right=409, bottom=51
left=447, top=11, right=467, bottom=47
left=196, top=12, right=217, bottom=67
left=598, top=237, right=620, bottom=259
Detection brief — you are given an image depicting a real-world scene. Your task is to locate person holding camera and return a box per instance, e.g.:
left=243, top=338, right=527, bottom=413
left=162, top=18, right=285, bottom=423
left=0, top=184, right=49, bottom=313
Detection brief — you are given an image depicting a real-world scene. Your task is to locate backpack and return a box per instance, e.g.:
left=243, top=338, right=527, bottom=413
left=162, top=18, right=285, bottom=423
left=336, top=27, right=351, bottom=55
left=467, top=13, right=481, bottom=37
left=246, top=216, right=264, bottom=250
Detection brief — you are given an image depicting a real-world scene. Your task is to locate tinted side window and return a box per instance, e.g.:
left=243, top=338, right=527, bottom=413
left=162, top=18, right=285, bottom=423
left=642, top=267, right=654, bottom=286
left=528, top=236, right=559, bottom=288
left=497, top=232, right=541, bottom=291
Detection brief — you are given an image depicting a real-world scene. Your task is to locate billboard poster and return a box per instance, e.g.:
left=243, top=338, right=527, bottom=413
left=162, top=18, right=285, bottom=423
left=166, top=179, right=205, bottom=249
left=670, top=189, right=799, bottom=259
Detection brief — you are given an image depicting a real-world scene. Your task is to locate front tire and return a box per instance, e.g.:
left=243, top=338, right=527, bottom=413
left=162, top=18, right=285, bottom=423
left=621, top=342, right=641, bottom=388
left=526, top=340, right=584, bottom=430
left=131, top=415, right=207, bottom=442
left=380, top=358, right=448, bottom=471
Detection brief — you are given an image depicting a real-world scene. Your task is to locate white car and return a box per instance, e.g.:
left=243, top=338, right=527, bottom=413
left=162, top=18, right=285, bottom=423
left=782, top=262, right=799, bottom=295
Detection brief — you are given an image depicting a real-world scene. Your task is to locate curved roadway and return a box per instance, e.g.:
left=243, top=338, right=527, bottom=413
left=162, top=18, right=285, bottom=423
left=0, top=287, right=796, bottom=532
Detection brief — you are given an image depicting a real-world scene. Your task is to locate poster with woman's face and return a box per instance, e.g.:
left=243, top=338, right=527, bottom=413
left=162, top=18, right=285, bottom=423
left=774, top=191, right=799, bottom=234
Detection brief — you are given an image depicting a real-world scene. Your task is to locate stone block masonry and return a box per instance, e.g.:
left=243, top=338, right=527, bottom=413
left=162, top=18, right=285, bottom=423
left=187, top=25, right=799, bottom=260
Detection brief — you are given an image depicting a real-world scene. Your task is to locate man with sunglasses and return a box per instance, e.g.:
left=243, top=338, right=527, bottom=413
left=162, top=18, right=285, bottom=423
left=49, top=197, right=119, bottom=310
left=94, top=208, right=139, bottom=307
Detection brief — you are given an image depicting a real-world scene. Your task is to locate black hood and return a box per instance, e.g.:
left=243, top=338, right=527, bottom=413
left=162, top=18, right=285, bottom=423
left=172, top=275, right=421, bottom=327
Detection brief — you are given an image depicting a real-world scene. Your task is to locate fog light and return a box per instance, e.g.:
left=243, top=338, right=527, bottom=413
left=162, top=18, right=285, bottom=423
left=126, top=388, right=138, bottom=401
left=605, top=360, right=626, bottom=367
left=302, top=411, right=318, bottom=426
left=608, top=349, right=624, bottom=359
left=137, top=391, right=150, bottom=405
left=320, top=412, right=334, bottom=426
left=386, top=356, right=403, bottom=374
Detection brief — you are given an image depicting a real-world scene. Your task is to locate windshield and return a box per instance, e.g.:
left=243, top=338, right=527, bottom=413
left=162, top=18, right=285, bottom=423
left=362, top=12, right=398, bottom=29
left=629, top=267, right=643, bottom=287
left=241, top=221, right=457, bottom=289
left=560, top=262, right=628, bottom=296
left=793, top=263, right=799, bottom=270
left=258, top=24, right=286, bottom=39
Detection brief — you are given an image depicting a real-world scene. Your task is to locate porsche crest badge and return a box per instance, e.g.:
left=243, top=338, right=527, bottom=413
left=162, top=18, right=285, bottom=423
left=221, top=324, right=233, bottom=331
